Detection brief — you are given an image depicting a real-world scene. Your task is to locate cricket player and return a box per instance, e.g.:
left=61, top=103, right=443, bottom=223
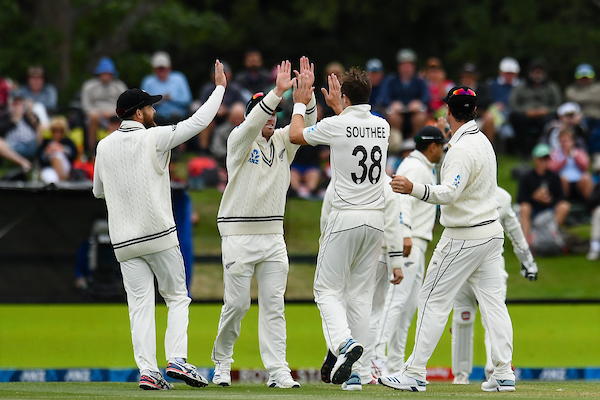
left=211, top=58, right=316, bottom=389
left=290, top=67, right=390, bottom=389
left=452, top=186, right=538, bottom=384
left=92, top=61, right=226, bottom=390
left=381, top=86, right=516, bottom=392
left=372, top=126, right=446, bottom=377
left=320, top=174, right=405, bottom=390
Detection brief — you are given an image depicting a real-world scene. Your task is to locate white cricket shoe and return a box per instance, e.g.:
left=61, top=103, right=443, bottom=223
left=452, top=372, right=470, bottom=384
left=267, top=373, right=300, bottom=388
left=341, top=372, right=362, bottom=391
left=330, top=338, right=363, bottom=384
left=166, top=360, right=208, bottom=388
left=371, top=359, right=389, bottom=378
left=212, top=362, right=231, bottom=387
left=481, top=377, right=516, bottom=392
left=379, top=372, right=427, bottom=392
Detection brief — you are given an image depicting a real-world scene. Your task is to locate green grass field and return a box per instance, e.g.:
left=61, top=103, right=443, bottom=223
left=0, top=382, right=600, bottom=399
left=1, top=303, right=599, bottom=370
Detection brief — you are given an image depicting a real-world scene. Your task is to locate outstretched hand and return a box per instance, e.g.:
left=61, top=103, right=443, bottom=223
left=214, top=60, right=227, bottom=88
left=321, top=73, right=343, bottom=115
left=274, top=60, right=296, bottom=97
left=298, top=56, right=315, bottom=88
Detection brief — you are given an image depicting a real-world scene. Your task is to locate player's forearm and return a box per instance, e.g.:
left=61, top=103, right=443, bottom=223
left=410, top=182, right=458, bottom=205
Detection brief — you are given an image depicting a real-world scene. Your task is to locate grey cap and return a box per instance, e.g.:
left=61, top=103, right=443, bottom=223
left=396, top=48, right=417, bottom=64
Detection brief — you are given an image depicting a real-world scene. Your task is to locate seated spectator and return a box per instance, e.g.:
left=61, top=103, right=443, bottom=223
left=381, top=48, right=430, bottom=138
left=18, top=65, right=58, bottom=115
left=365, top=58, right=387, bottom=116
left=548, top=128, right=593, bottom=202
left=424, top=57, right=454, bottom=118
left=195, top=61, right=250, bottom=154
left=290, top=145, right=329, bottom=200
left=458, top=62, right=495, bottom=142
left=37, top=115, right=78, bottom=183
left=518, top=143, right=570, bottom=245
left=488, top=57, right=521, bottom=149
left=80, top=57, right=128, bottom=154
left=509, top=59, right=562, bottom=158
left=540, top=102, right=588, bottom=153
left=210, top=102, right=246, bottom=168
left=317, top=61, right=346, bottom=119
left=0, top=92, right=41, bottom=165
left=565, top=63, right=600, bottom=166
left=0, top=67, right=13, bottom=111
left=141, top=51, right=192, bottom=125
left=233, top=49, right=273, bottom=95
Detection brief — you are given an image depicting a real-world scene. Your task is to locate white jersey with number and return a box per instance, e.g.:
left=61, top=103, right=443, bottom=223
left=303, top=104, right=389, bottom=210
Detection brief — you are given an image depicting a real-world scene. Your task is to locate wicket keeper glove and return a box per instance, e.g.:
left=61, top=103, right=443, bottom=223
left=519, top=251, right=538, bottom=281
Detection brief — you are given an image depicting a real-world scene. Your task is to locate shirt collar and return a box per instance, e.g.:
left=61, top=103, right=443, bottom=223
left=340, top=104, right=372, bottom=115
left=119, top=120, right=145, bottom=130
left=409, top=149, right=436, bottom=168
left=448, top=119, right=478, bottom=148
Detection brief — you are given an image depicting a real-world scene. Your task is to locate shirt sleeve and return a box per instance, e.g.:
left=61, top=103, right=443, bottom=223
left=302, top=115, right=334, bottom=146
left=92, top=150, right=104, bottom=199
left=154, top=85, right=225, bottom=152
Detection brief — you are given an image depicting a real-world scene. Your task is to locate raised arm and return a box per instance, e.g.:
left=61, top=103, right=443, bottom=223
left=289, top=66, right=315, bottom=145
left=322, top=73, right=343, bottom=115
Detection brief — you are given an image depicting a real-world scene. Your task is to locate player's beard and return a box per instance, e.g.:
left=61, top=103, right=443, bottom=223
left=142, top=109, right=157, bottom=129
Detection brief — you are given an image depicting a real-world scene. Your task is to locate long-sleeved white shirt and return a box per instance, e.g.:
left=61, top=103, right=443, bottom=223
left=93, top=85, right=225, bottom=261
left=409, top=120, right=502, bottom=240
left=217, top=90, right=317, bottom=236
left=396, top=149, right=437, bottom=252
left=497, top=186, right=533, bottom=264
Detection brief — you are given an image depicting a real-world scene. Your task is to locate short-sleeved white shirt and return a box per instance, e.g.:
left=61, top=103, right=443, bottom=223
left=303, top=104, right=389, bottom=210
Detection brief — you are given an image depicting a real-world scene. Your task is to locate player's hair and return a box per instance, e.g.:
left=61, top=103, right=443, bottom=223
left=340, top=67, right=372, bottom=105
left=448, top=107, right=477, bottom=123
left=416, top=140, right=434, bottom=152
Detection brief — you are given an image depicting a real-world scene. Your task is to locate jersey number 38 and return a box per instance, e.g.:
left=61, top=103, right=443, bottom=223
left=351, top=145, right=382, bottom=184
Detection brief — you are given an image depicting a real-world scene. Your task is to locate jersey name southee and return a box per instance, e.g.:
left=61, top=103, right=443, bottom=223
left=346, top=126, right=387, bottom=138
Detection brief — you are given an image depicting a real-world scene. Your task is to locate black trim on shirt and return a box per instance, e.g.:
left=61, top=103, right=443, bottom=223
left=113, top=226, right=177, bottom=249
left=217, top=215, right=284, bottom=223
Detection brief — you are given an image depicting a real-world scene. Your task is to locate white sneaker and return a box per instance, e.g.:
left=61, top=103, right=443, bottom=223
left=371, top=359, right=389, bottom=378
left=166, top=360, right=208, bottom=388
left=452, top=372, right=470, bottom=384
left=212, top=363, right=231, bottom=387
left=379, top=372, right=427, bottom=392
left=267, top=374, right=300, bottom=388
left=330, top=338, right=363, bottom=384
left=587, top=250, right=599, bottom=260
left=341, top=372, right=362, bottom=391
left=481, top=377, right=516, bottom=392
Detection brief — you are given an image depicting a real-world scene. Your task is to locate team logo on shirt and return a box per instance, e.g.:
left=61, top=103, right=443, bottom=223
left=452, top=174, right=461, bottom=188
left=248, top=149, right=260, bottom=164
left=306, top=124, right=317, bottom=134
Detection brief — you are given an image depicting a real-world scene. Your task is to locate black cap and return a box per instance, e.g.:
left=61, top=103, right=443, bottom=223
left=414, top=126, right=448, bottom=144
left=442, top=85, right=477, bottom=112
left=116, top=89, right=162, bottom=119
left=245, top=92, right=283, bottom=117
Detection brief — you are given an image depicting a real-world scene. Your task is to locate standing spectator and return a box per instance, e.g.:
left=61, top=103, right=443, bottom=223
left=488, top=57, right=521, bottom=149
left=81, top=57, right=128, bottom=154
left=565, top=63, right=600, bottom=162
left=365, top=58, right=386, bottom=115
left=509, top=59, right=562, bottom=158
left=458, top=63, right=494, bottom=142
left=381, top=48, right=429, bottom=138
left=0, top=92, right=41, bottom=165
left=517, top=143, right=570, bottom=245
left=233, top=49, right=272, bottom=95
left=142, top=51, right=193, bottom=125
left=18, top=65, right=58, bottom=115
left=548, top=129, right=594, bottom=202
left=382, top=86, right=516, bottom=393
left=37, top=115, right=78, bottom=183
left=424, top=57, right=454, bottom=118
left=92, top=60, right=226, bottom=391
left=290, top=67, right=390, bottom=390
left=211, top=59, right=316, bottom=389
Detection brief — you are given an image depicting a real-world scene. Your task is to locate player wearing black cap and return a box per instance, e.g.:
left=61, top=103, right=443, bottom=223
left=93, top=60, right=226, bottom=391
left=381, top=86, right=517, bottom=392
left=211, top=58, right=317, bottom=389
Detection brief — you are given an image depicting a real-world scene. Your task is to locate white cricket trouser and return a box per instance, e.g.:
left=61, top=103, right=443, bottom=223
left=374, top=241, right=426, bottom=373
left=359, top=251, right=390, bottom=382
left=314, top=209, right=384, bottom=373
left=402, top=234, right=515, bottom=382
left=452, top=257, right=508, bottom=378
left=211, top=234, right=291, bottom=379
left=120, top=245, right=191, bottom=373
left=591, top=207, right=600, bottom=241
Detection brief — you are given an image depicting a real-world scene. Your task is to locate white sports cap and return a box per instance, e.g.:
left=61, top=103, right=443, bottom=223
left=499, top=57, right=520, bottom=74
left=151, top=51, right=171, bottom=68
left=557, top=102, right=581, bottom=116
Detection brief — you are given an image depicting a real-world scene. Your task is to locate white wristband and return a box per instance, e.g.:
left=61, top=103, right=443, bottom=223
left=293, top=103, right=307, bottom=117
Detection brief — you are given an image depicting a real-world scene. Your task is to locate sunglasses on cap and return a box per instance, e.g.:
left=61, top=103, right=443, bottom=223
left=450, top=88, right=476, bottom=97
